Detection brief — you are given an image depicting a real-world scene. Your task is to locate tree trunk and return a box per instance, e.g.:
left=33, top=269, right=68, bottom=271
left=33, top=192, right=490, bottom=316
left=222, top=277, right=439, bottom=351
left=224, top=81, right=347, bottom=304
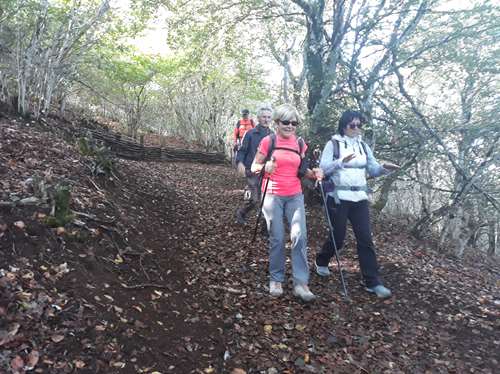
left=59, top=95, right=66, bottom=115
left=292, top=0, right=327, bottom=134
left=304, top=9, right=325, bottom=117
left=411, top=204, right=450, bottom=240
left=487, top=219, right=497, bottom=256
left=438, top=205, right=472, bottom=257
left=415, top=163, right=430, bottom=217
left=372, top=173, right=398, bottom=214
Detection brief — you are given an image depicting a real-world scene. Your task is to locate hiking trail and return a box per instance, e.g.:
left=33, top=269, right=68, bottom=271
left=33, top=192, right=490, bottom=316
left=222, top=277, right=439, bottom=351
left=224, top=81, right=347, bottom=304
left=0, top=116, right=498, bottom=373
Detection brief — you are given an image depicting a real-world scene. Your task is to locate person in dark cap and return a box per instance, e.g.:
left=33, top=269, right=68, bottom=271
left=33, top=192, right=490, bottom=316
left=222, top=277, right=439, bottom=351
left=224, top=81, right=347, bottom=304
left=233, top=109, right=255, bottom=156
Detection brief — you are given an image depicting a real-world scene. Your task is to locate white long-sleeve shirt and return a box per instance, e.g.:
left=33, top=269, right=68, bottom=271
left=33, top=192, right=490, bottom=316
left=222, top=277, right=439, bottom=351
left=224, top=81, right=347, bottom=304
left=320, top=134, right=388, bottom=202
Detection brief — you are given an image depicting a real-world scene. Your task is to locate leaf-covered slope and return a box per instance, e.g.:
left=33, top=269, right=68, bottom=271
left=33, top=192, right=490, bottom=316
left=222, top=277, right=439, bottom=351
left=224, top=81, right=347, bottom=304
left=0, top=117, right=225, bottom=373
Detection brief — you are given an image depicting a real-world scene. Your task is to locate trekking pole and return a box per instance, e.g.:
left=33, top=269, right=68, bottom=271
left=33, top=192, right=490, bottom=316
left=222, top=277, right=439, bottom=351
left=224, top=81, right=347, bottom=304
left=231, top=145, right=237, bottom=168
left=251, top=175, right=270, bottom=243
left=318, top=181, right=348, bottom=297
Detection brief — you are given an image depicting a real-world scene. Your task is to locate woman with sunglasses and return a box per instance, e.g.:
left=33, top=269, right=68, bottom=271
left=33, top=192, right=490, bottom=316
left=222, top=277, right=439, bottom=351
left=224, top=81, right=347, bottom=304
left=315, top=110, right=400, bottom=299
left=251, top=104, right=323, bottom=302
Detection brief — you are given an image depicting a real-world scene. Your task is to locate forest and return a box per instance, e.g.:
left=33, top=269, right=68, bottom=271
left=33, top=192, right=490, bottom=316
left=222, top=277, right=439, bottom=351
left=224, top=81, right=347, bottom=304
left=1, top=0, right=498, bottom=256
left=0, top=0, right=499, bottom=373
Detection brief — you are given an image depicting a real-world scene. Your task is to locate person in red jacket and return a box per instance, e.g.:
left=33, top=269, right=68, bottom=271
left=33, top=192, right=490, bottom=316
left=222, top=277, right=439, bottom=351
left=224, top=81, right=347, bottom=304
left=233, top=109, right=255, bottom=152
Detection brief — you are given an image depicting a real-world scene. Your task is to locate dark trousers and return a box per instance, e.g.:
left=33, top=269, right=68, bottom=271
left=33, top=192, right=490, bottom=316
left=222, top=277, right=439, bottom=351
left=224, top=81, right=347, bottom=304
left=316, top=198, right=381, bottom=287
left=238, top=175, right=261, bottom=218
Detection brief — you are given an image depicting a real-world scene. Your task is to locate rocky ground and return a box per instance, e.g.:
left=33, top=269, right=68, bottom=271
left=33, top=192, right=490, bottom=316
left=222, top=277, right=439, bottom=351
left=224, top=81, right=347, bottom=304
left=0, top=113, right=498, bottom=373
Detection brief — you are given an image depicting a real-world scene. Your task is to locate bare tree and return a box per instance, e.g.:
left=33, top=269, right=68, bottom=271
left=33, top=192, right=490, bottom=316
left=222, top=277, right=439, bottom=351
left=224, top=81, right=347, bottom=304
left=1, top=0, right=110, bottom=118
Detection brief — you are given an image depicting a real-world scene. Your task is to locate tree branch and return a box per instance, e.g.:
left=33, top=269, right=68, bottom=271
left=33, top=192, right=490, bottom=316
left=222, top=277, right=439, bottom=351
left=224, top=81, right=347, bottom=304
left=392, top=55, right=500, bottom=212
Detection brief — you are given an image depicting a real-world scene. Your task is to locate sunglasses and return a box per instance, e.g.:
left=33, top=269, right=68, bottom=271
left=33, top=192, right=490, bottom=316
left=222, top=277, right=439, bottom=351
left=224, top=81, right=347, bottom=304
left=280, top=120, right=299, bottom=127
left=348, top=123, right=363, bottom=129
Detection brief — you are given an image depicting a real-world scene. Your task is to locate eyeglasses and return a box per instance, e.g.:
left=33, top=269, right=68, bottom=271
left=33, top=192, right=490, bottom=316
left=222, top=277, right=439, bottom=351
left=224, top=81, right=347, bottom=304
left=348, top=123, right=363, bottom=129
left=280, top=120, right=299, bottom=127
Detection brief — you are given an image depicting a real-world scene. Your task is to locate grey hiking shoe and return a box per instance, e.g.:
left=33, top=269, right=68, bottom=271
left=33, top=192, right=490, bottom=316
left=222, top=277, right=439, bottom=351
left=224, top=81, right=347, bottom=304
left=293, top=284, right=316, bottom=302
left=269, top=281, right=283, bottom=297
left=365, top=284, right=392, bottom=299
left=314, top=260, right=330, bottom=277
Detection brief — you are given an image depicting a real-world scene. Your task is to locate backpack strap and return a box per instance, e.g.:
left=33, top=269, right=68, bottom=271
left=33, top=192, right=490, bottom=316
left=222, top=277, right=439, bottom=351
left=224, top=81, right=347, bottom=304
left=265, top=133, right=276, bottom=162
left=360, top=141, right=367, bottom=156
left=297, top=137, right=305, bottom=157
left=268, top=134, right=304, bottom=158
left=265, top=134, right=308, bottom=178
left=257, top=134, right=276, bottom=184
left=331, top=137, right=369, bottom=162
left=331, top=138, right=340, bottom=160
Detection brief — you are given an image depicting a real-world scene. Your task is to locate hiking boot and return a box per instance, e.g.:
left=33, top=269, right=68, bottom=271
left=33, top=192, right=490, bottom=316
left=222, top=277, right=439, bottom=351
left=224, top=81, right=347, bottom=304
left=269, top=281, right=283, bottom=297
left=236, top=209, right=246, bottom=225
left=293, top=284, right=316, bottom=302
left=314, top=260, right=330, bottom=277
left=365, top=284, right=392, bottom=299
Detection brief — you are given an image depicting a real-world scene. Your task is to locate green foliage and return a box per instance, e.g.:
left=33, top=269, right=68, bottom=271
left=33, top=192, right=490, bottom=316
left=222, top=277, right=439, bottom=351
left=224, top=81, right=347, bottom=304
left=44, top=184, right=75, bottom=228
left=164, top=0, right=270, bottom=96
left=78, top=135, right=115, bottom=177
left=71, top=0, right=271, bottom=148
left=0, top=0, right=112, bottom=116
left=77, top=136, right=93, bottom=156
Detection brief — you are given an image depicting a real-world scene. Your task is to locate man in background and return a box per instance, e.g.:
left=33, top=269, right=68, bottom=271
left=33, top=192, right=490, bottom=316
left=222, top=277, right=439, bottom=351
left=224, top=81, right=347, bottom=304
left=235, top=106, right=273, bottom=225
left=233, top=109, right=255, bottom=162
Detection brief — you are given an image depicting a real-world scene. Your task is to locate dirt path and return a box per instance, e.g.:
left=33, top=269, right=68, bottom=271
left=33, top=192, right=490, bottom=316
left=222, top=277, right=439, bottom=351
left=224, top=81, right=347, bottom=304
left=1, top=117, right=499, bottom=373
left=160, top=163, right=499, bottom=374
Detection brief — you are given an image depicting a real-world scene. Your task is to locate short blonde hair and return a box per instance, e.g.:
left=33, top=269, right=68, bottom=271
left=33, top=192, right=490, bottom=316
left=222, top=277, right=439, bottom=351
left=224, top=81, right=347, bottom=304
left=272, top=104, right=302, bottom=123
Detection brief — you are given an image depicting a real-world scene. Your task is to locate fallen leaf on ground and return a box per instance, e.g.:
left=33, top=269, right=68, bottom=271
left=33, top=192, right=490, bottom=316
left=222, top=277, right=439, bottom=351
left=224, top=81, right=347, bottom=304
left=264, top=324, right=272, bottom=334
left=26, top=350, right=40, bottom=369
left=10, top=356, right=24, bottom=371
left=74, top=360, right=86, bottom=369
left=51, top=334, right=65, bottom=343
left=231, top=369, right=246, bottom=374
